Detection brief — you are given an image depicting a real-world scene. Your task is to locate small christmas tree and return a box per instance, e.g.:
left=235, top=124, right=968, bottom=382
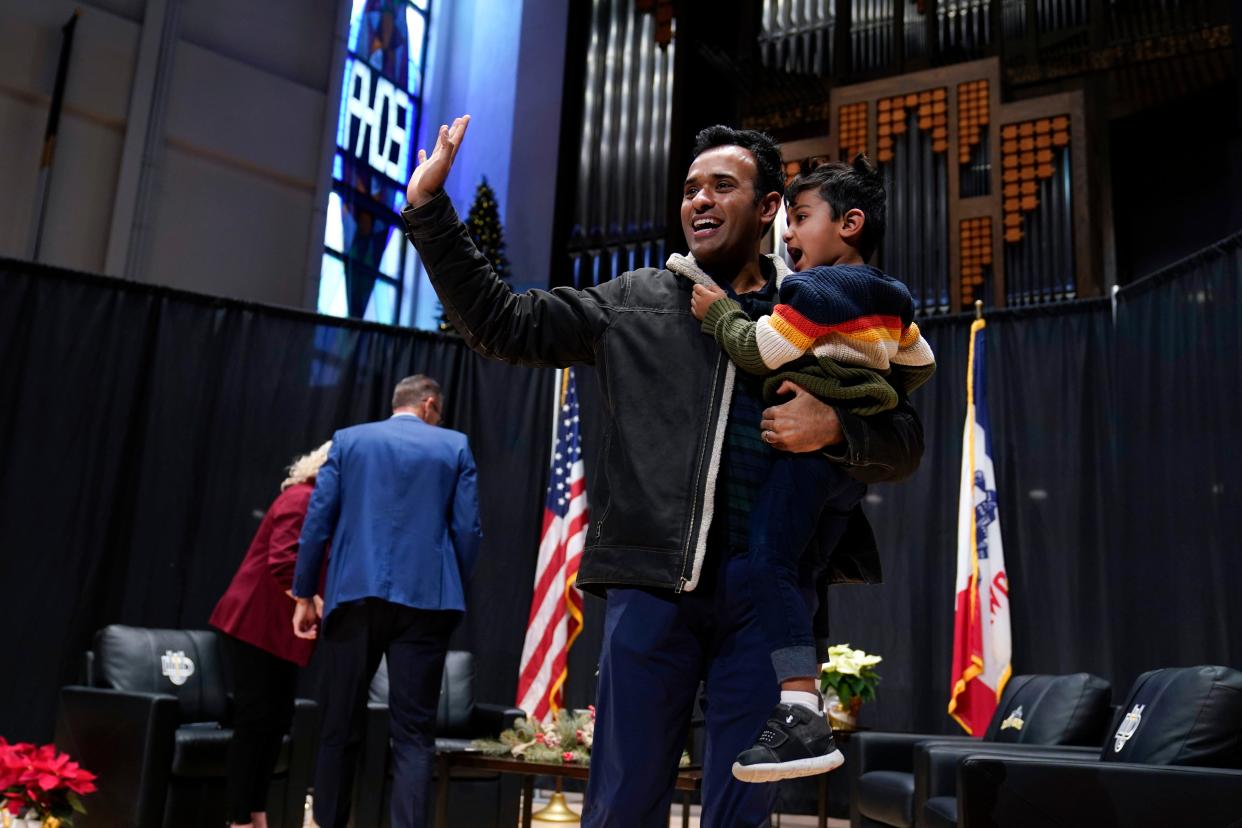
left=439, top=177, right=511, bottom=332
left=466, top=176, right=511, bottom=280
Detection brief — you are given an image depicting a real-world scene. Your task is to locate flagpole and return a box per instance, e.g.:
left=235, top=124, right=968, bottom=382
left=27, top=10, right=80, bottom=261
left=549, top=368, right=564, bottom=466
left=975, top=300, right=983, bottom=320
left=547, top=366, right=566, bottom=719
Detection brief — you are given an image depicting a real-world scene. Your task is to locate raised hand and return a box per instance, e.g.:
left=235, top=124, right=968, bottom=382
left=406, top=115, right=471, bottom=209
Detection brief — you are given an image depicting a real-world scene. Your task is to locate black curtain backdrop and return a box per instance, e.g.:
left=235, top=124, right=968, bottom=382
left=0, top=259, right=554, bottom=742
left=2, top=234, right=1241, bottom=743
left=826, top=234, right=1242, bottom=734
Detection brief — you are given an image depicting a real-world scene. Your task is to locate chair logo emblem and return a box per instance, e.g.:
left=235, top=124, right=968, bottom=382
left=161, top=650, right=195, bottom=686
left=1000, top=705, right=1025, bottom=731
left=1113, top=703, right=1145, bottom=752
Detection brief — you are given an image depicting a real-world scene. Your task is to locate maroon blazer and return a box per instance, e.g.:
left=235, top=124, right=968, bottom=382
left=210, top=483, right=317, bottom=666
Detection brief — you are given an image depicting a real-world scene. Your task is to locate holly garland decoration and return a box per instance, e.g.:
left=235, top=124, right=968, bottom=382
left=438, top=176, right=511, bottom=333
left=471, top=708, right=595, bottom=765
left=470, top=707, right=690, bottom=767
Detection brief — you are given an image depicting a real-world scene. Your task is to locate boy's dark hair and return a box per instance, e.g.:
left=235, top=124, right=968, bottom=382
left=691, top=125, right=786, bottom=205
left=785, top=155, right=887, bottom=261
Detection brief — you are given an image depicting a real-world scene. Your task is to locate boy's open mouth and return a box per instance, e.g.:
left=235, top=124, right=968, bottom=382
left=786, top=245, right=804, bottom=266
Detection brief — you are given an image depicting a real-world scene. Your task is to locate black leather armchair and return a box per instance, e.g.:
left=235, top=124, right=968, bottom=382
left=850, top=673, right=1112, bottom=828
left=911, top=741, right=1097, bottom=828
left=351, top=651, right=524, bottom=828
left=954, top=664, right=1242, bottom=828
left=957, top=755, right=1242, bottom=827
left=54, top=625, right=317, bottom=828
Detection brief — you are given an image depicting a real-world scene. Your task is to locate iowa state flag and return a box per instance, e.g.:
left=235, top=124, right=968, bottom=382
left=948, top=317, right=1012, bottom=735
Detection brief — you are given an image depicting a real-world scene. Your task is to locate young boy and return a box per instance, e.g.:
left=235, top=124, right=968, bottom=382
left=690, top=156, right=935, bottom=782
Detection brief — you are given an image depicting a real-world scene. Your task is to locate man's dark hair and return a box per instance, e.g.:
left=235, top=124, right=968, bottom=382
left=691, top=125, right=786, bottom=205
left=785, top=155, right=887, bottom=261
left=392, top=374, right=441, bottom=410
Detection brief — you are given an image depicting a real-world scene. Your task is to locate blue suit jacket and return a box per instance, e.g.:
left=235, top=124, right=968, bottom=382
left=293, top=414, right=482, bottom=620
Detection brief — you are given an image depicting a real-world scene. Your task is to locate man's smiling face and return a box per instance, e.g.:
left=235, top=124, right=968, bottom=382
left=680, top=145, right=769, bottom=269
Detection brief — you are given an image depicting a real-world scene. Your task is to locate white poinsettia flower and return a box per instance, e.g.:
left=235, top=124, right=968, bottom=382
left=822, top=643, right=882, bottom=676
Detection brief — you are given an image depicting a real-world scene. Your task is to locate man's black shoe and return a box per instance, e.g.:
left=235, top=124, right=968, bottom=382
left=732, top=702, right=844, bottom=783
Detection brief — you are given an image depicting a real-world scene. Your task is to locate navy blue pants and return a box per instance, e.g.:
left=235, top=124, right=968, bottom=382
left=583, top=550, right=819, bottom=827
left=312, top=599, right=456, bottom=828
left=750, top=453, right=865, bottom=682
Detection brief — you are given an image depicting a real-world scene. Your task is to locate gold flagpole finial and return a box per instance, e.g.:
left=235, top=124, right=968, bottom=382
left=974, top=300, right=983, bottom=320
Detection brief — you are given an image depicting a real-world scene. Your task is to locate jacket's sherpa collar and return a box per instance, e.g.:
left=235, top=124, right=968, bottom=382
left=666, top=252, right=792, bottom=291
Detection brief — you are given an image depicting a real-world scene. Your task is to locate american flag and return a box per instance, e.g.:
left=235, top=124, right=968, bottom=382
left=516, top=368, right=588, bottom=722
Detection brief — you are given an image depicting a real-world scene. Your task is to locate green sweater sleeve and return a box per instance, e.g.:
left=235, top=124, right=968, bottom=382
left=702, top=295, right=937, bottom=415
left=701, top=298, right=772, bottom=376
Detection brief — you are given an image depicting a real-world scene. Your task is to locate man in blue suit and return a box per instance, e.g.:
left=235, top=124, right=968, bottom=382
left=292, top=374, right=482, bottom=828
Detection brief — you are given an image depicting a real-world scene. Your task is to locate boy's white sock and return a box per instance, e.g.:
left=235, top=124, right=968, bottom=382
left=780, top=690, right=822, bottom=715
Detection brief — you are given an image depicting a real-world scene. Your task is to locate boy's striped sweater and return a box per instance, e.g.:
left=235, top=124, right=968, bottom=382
left=701, top=263, right=936, bottom=415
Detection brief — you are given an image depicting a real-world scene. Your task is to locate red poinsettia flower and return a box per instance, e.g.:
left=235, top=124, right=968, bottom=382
left=0, top=740, right=36, bottom=792
left=19, top=744, right=97, bottom=795
left=64, top=761, right=99, bottom=795
left=0, top=737, right=98, bottom=823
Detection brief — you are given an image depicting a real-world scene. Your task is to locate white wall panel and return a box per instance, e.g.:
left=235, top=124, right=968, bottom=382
left=0, top=96, right=49, bottom=257
left=79, top=0, right=146, bottom=24
left=0, top=0, right=333, bottom=304
left=32, top=116, right=125, bottom=273
left=0, top=3, right=137, bottom=121
left=164, top=41, right=327, bottom=187
left=178, top=0, right=338, bottom=91
left=143, top=145, right=315, bottom=307
left=1, top=0, right=570, bottom=317
left=0, top=2, right=138, bottom=265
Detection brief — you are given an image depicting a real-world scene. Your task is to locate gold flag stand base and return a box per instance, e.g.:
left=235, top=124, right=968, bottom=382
left=531, top=778, right=580, bottom=823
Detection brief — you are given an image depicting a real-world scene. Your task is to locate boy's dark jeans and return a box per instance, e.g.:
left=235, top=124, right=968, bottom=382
left=750, top=451, right=867, bottom=682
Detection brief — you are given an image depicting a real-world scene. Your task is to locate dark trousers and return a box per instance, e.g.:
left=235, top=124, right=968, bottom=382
left=582, top=549, right=820, bottom=828
left=750, top=453, right=866, bottom=682
left=312, top=599, right=457, bottom=828
left=223, top=635, right=299, bottom=824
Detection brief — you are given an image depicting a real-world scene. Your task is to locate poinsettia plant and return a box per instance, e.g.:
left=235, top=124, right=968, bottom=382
left=819, top=643, right=883, bottom=707
left=0, top=739, right=96, bottom=826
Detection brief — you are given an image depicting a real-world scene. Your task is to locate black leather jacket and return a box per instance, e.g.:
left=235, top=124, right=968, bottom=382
left=402, top=192, right=924, bottom=595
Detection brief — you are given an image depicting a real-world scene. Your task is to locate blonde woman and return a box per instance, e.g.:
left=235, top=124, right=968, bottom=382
left=209, top=442, right=331, bottom=828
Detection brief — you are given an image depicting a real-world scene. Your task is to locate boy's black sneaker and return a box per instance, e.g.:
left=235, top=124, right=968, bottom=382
left=731, top=702, right=844, bottom=783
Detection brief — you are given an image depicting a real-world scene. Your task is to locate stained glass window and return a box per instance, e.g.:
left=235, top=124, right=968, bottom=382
left=319, top=0, right=432, bottom=326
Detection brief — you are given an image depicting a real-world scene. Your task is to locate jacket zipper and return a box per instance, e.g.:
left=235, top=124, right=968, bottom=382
left=593, top=429, right=612, bottom=542
left=675, top=352, right=725, bottom=593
